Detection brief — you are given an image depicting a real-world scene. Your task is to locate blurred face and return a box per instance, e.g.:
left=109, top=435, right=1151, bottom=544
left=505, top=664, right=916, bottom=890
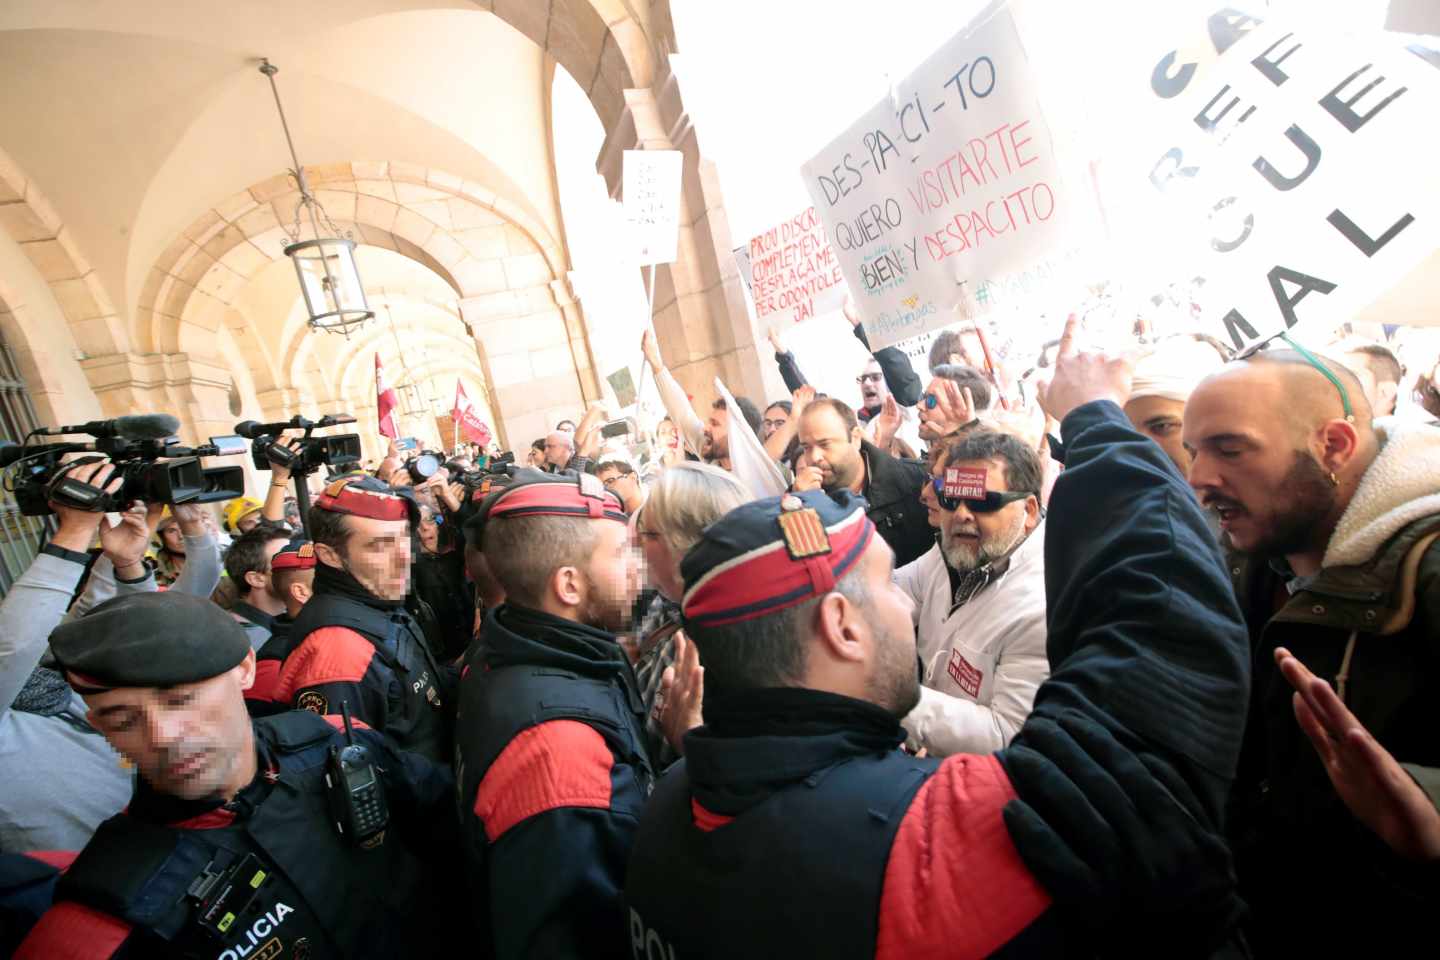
left=856, top=539, right=921, bottom=718
left=1184, top=373, right=1338, bottom=556
left=85, top=655, right=257, bottom=801
left=1124, top=395, right=1192, bottom=475
left=544, top=434, right=572, bottom=468
left=926, top=455, right=1037, bottom=572
left=327, top=514, right=413, bottom=602
left=761, top=405, right=790, bottom=441
left=857, top=360, right=887, bottom=411
left=703, top=406, right=730, bottom=461
left=635, top=507, right=683, bottom=601
left=418, top=507, right=440, bottom=553
left=597, top=466, right=642, bottom=513
left=581, top=520, right=641, bottom=632
left=799, top=406, right=864, bottom=492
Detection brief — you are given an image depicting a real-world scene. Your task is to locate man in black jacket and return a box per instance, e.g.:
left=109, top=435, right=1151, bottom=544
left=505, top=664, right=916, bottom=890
left=456, top=470, right=650, bottom=959
left=17, top=592, right=454, bottom=960
left=794, top=397, right=934, bottom=567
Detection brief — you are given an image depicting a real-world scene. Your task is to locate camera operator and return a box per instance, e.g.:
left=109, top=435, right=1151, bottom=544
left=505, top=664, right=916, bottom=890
left=70, top=501, right=222, bottom=617
left=0, top=462, right=150, bottom=852
left=258, top=433, right=305, bottom=532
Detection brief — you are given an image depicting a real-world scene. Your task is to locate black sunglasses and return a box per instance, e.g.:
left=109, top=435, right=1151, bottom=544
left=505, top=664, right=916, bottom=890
left=930, top=476, right=1030, bottom=513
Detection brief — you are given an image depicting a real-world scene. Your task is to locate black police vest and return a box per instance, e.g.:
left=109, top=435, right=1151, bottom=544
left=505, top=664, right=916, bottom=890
left=454, top=650, right=655, bottom=942
left=625, top=748, right=939, bottom=960
left=290, top=592, right=451, bottom=761
left=54, top=712, right=429, bottom=960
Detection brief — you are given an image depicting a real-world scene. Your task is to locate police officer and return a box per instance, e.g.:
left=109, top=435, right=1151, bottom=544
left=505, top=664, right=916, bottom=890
left=275, top=475, right=453, bottom=761
left=456, top=469, right=649, bottom=958
left=246, top=537, right=315, bottom=715
left=624, top=321, right=1253, bottom=958
left=15, top=591, right=454, bottom=959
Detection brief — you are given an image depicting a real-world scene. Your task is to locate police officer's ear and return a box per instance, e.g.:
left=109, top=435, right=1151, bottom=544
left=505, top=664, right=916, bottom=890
left=234, top=649, right=258, bottom=693
left=551, top=565, right=585, bottom=611
left=811, top=590, right=869, bottom=675
left=312, top=540, right=344, bottom=570
left=289, top=577, right=313, bottom=608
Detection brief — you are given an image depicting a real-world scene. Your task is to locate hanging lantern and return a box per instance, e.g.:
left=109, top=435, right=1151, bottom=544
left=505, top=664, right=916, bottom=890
left=260, top=59, right=374, bottom=337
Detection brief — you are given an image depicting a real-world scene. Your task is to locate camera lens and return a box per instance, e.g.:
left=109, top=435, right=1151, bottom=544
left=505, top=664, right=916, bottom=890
left=407, top=454, right=440, bottom=482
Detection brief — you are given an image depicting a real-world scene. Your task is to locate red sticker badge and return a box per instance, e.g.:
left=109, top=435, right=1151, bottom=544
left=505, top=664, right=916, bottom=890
left=942, top=466, right=988, bottom=501
left=947, top=649, right=983, bottom=698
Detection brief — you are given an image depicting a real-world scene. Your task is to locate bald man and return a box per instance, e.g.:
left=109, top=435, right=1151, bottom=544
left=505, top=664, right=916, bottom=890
left=1183, top=349, right=1440, bottom=955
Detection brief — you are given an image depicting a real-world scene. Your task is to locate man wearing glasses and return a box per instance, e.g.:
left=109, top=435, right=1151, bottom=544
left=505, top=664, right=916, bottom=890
left=596, top=459, right=644, bottom=514
left=898, top=427, right=1048, bottom=757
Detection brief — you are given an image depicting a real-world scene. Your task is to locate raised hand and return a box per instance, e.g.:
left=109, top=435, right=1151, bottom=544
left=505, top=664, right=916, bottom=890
left=1036, top=313, right=1134, bottom=424
left=99, top=503, right=153, bottom=579
left=641, top=329, right=663, bottom=372
left=658, top=630, right=704, bottom=756
left=1276, top=647, right=1440, bottom=861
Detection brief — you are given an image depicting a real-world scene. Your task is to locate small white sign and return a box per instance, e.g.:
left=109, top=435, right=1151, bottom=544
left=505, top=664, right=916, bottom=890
left=624, top=150, right=684, bottom=266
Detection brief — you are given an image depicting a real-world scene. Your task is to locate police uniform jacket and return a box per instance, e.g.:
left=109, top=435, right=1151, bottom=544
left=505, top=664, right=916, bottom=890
left=456, top=603, right=654, bottom=959
left=15, top=711, right=455, bottom=960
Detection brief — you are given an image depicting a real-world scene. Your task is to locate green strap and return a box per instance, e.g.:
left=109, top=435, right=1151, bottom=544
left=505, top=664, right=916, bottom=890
left=1279, top=333, right=1354, bottom=421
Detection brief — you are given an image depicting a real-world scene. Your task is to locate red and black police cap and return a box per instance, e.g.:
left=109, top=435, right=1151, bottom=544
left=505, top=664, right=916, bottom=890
left=270, top=537, right=317, bottom=572
left=313, top=473, right=417, bottom=523
left=49, top=592, right=252, bottom=693
left=680, top=489, right=876, bottom=629
left=465, top=466, right=627, bottom=549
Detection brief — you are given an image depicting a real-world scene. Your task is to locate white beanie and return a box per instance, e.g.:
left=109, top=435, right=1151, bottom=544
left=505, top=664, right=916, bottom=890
left=1130, top=337, right=1228, bottom=403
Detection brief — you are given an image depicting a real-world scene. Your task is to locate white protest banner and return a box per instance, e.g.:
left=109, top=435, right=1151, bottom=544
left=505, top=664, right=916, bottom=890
left=802, top=2, right=1071, bottom=350
left=743, top=207, right=848, bottom=328
left=1134, top=13, right=1440, bottom=348
left=623, top=150, right=684, bottom=266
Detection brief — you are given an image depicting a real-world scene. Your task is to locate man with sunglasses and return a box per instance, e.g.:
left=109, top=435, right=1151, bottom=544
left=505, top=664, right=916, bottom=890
left=1184, top=344, right=1440, bottom=955
left=896, top=428, right=1047, bottom=757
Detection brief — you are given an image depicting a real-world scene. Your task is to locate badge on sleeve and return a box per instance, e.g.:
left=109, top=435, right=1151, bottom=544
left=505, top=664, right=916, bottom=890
left=296, top=691, right=328, bottom=715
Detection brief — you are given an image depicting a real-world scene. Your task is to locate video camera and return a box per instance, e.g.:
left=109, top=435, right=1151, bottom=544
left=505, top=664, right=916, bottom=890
left=235, top=414, right=362, bottom=475
left=0, top=414, right=247, bottom=516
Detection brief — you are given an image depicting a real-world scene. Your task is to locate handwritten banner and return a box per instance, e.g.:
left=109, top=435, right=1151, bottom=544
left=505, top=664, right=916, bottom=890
left=741, top=207, right=847, bottom=328
left=802, top=4, right=1070, bottom=350
left=624, top=150, right=684, bottom=265
left=1136, top=13, right=1440, bottom=347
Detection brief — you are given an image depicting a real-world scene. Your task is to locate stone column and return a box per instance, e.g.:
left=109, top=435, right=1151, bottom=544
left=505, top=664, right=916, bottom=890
left=596, top=54, right=764, bottom=411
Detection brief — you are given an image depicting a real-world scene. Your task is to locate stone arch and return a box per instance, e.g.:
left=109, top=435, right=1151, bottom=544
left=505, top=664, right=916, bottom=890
left=0, top=145, right=126, bottom=362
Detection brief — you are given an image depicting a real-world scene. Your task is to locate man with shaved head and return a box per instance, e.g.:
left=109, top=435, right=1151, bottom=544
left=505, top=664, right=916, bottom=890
left=1183, top=347, right=1440, bottom=955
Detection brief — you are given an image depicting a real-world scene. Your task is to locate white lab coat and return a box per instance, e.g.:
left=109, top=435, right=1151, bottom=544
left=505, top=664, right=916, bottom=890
left=897, top=522, right=1049, bottom=756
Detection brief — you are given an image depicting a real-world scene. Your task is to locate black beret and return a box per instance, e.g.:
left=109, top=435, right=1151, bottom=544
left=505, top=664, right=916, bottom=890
left=50, top=592, right=251, bottom=692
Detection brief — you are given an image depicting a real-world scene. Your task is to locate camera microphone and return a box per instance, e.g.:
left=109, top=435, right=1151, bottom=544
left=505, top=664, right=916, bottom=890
left=38, top=414, right=180, bottom=441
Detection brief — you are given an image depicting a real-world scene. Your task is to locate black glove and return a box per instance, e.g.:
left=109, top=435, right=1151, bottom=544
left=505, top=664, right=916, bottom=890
left=1000, top=712, right=1246, bottom=957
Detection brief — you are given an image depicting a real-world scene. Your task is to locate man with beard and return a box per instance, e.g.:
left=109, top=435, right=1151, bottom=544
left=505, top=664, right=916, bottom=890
left=222, top=522, right=295, bottom=652
left=897, top=428, right=1047, bottom=756
left=623, top=314, right=1253, bottom=956
left=642, top=328, right=762, bottom=471
left=455, top=470, right=645, bottom=958
left=274, top=475, right=453, bottom=762
left=1184, top=347, right=1440, bottom=955
left=16, top=592, right=455, bottom=960
left=794, top=397, right=933, bottom=567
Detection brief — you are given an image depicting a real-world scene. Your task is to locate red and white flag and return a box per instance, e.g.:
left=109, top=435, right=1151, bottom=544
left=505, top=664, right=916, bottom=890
left=452, top=380, right=492, bottom=447
left=375, top=354, right=399, bottom=439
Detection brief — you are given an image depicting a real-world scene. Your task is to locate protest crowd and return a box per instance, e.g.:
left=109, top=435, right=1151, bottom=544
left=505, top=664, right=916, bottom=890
left=3, top=5, right=1440, bottom=960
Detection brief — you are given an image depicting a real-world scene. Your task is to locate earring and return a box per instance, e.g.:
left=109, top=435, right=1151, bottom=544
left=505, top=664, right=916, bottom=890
left=1329, top=471, right=1340, bottom=487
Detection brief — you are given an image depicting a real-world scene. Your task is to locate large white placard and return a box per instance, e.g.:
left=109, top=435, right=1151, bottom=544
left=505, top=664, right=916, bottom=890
left=802, top=3, right=1071, bottom=349
left=623, top=149, right=684, bottom=266
left=1134, top=14, right=1440, bottom=347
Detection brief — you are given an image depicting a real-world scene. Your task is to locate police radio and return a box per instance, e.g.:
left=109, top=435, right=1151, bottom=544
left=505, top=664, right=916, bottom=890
left=324, top=703, right=389, bottom=846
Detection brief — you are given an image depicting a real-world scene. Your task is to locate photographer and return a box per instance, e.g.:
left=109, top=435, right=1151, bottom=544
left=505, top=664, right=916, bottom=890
left=71, top=501, right=222, bottom=617
left=0, top=462, right=150, bottom=851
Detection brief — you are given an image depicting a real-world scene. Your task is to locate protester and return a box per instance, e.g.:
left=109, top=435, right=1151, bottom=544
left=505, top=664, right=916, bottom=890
left=642, top=329, right=763, bottom=470
left=15, top=592, right=455, bottom=959
left=1184, top=346, right=1440, bottom=954
left=274, top=475, right=453, bottom=762
left=1123, top=334, right=1229, bottom=475
left=1335, top=338, right=1403, bottom=418
left=624, top=317, right=1251, bottom=956
left=526, top=438, right=546, bottom=468
left=597, top=459, right=645, bottom=514
left=455, top=470, right=646, bottom=958
left=918, top=364, right=991, bottom=446
left=793, top=396, right=934, bottom=567
left=760, top=399, right=791, bottom=442
left=631, top=462, right=749, bottom=765
left=653, top=416, right=687, bottom=470
left=222, top=521, right=294, bottom=652
left=900, top=428, right=1047, bottom=756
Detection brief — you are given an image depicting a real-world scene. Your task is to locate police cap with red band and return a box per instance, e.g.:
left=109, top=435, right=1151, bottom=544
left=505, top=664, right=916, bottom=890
left=49, top=592, right=251, bottom=693
left=466, top=467, right=627, bottom=548
left=312, top=473, right=416, bottom=522
left=681, top=489, right=876, bottom=629
left=270, top=538, right=317, bottom=572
